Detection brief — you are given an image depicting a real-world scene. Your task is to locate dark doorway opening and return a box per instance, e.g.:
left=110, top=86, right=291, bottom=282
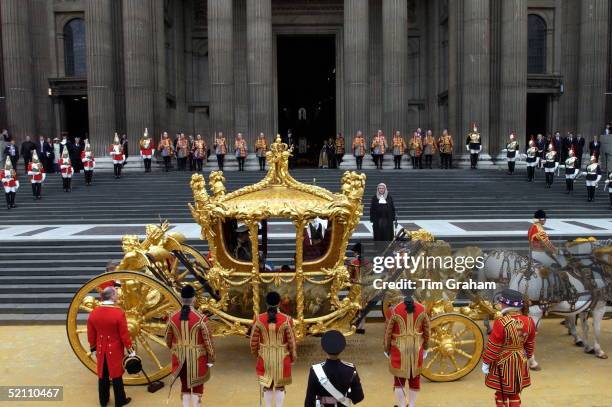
left=277, top=35, right=336, bottom=167
left=526, top=93, right=548, bottom=144
left=62, top=95, right=89, bottom=141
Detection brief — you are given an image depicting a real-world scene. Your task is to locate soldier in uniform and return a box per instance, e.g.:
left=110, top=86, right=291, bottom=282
left=87, top=286, right=134, bottom=407
left=408, top=131, right=423, bottom=170
left=392, top=131, right=406, bottom=170
left=437, top=129, right=454, bottom=169
left=525, top=137, right=539, bottom=182
left=255, top=133, right=268, bottom=171
left=81, top=140, right=96, bottom=186
left=26, top=151, right=45, bottom=200
left=214, top=132, right=227, bottom=171
left=543, top=143, right=558, bottom=188
left=234, top=133, right=247, bottom=172
left=109, top=133, right=125, bottom=179
left=465, top=123, right=482, bottom=169
left=583, top=155, right=602, bottom=202
left=422, top=130, right=436, bottom=169
left=176, top=134, right=190, bottom=171
left=59, top=147, right=74, bottom=192
left=564, top=147, right=579, bottom=194
left=165, top=285, right=215, bottom=407
left=1, top=156, right=19, bottom=209
left=158, top=132, right=175, bottom=172
left=335, top=133, right=345, bottom=166
left=535, top=134, right=546, bottom=169
left=528, top=209, right=561, bottom=268
left=605, top=171, right=612, bottom=209
left=504, top=133, right=519, bottom=175
left=304, top=330, right=365, bottom=407
left=139, top=128, right=155, bottom=173
left=250, top=291, right=297, bottom=407
left=384, top=288, right=430, bottom=407
left=482, top=288, right=536, bottom=407
left=352, top=131, right=366, bottom=170
left=371, top=130, right=387, bottom=169
left=192, top=134, right=208, bottom=172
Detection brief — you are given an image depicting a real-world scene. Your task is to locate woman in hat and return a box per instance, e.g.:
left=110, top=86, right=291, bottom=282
left=369, top=183, right=396, bottom=242
left=165, top=285, right=215, bottom=407
left=250, top=291, right=297, bottom=407
left=482, top=288, right=536, bottom=407
left=384, top=289, right=430, bottom=407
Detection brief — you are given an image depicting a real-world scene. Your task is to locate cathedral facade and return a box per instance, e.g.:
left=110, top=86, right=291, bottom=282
left=0, top=0, right=610, bottom=159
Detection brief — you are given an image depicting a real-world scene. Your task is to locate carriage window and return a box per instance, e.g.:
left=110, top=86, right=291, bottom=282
left=303, top=217, right=333, bottom=262
left=64, top=18, right=87, bottom=77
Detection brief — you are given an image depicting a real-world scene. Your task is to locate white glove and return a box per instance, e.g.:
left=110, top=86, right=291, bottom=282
left=128, top=350, right=136, bottom=357
left=207, top=363, right=214, bottom=368
left=466, top=146, right=470, bottom=152
left=423, top=351, right=429, bottom=359
left=481, top=363, right=490, bottom=374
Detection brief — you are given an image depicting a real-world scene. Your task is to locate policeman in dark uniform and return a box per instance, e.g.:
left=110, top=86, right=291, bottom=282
left=304, top=330, right=364, bottom=407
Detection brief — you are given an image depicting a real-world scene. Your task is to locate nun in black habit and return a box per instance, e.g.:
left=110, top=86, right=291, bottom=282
left=369, top=183, right=396, bottom=241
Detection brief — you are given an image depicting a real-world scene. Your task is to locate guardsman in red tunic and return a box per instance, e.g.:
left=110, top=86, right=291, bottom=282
left=81, top=141, right=96, bottom=185
left=1, top=156, right=19, bottom=209
left=528, top=209, right=559, bottom=268
left=139, top=128, right=155, bottom=173
left=59, top=147, right=74, bottom=192
left=110, top=133, right=125, bottom=179
left=384, top=289, right=430, bottom=407
left=27, top=151, right=45, bottom=200
left=250, top=291, right=297, bottom=407
left=165, top=285, right=215, bottom=407
left=87, top=286, right=134, bottom=407
left=482, top=288, right=536, bottom=407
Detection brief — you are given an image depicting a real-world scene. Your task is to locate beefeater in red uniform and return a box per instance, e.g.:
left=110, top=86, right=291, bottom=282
left=384, top=288, right=430, bottom=407
left=250, top=291, right=297, bottom=407
left=87, top=286, right=134, bottom=407
left=482, top=288, right=536, bottom=407
left=165, top=285, right=215, bottom=407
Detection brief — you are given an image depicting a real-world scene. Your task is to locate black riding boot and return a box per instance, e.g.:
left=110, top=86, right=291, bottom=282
left=5, top=193, right=10, bottom=209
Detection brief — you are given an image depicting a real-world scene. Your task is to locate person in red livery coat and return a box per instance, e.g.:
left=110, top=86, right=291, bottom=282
left=1, top=156, right=19, bottom=209
left=139, top=128, right=155, bottom=173
left=81, top=140, right=96, bottom=185
left=250, top=291, right=297, bottom=407
left=384, top=288, right=430, bottom=407
left=109, top=133, right=125, bottom=179
left=87, top=286, right=134, bottom=407
left=59, top=147, right=74, bottom=192
left=165, top=285, right=215, bottom=407
left=27, top=151, right=45, bottom=200
left=482, top=288, right=536, bottom=407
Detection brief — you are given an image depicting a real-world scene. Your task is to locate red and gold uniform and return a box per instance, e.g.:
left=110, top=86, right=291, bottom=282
left=352, top=134, right=366, bottom=157
left=255, top=135, right=268, bottom=171
left=192, top=137, right=207, bottom=160
left=483, top=311, right=536, bottom=407
left=81, top=143, right=95, bottom=185
left=250, top=310, right=297, bottom=388
left=27, top=151, right=45, bottom=199
left=109, top=134, right=124, bottom=164
left=528, top=222, right=556, bottom=254
left=371, top=131, right=387, bottom=169
left=139, top=129, right=155, bottom=159
left=392, top=133, right=406, bottom=169
left=234, top=137, right=247, bottom=157
left=335, top=135, right=345, bottom=155
left=158, top=135, right=175, bottom=156
left=165, top=307, right=215, bottom=395
left=384, top=300, right=430, bottom=390
left=59, top=148, right=73, bottom=192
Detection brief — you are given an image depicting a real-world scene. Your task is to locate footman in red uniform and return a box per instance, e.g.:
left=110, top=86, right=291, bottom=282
left=250, top=291, right=297, bottom=407
left=1, top=156, right=19, bottom=209
left=165, top=285, right=215, bottom=407
left=59, top=147, right=73, bottom=192
left=81, top=140, right=96, bottom=185
left=110, top=133, right=125, bottom=179
left=87, top=286, right=133, bottom=407
left=384, top=288, right=430, bottom=407
left=26, top=151, right=45, bottom=200
left=482, top=288, right=536, bottom=407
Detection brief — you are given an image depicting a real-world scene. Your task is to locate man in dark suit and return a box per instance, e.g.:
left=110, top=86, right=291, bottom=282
left=552, top=132, right=563, bottom=162
left=20, top=136, right=36, bottom=170
left=575, top=133, right=586, bottom=168
left=36, top=135, right=52, bottom=172
left=72, top=137, right=84, bottom=173
left=563, top=132, right=576, bottom=164
left=4, top=139, right=19, bottom=171
left=589, top=135, right=601, bottom=161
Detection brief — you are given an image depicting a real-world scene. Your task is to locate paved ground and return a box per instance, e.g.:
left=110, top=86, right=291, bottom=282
left=0, top=319, right=610, bottom=407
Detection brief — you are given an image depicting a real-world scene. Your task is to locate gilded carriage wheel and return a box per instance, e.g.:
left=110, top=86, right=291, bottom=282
left=66, top=271, right=181, bottom=385
left=422, top=313, right=484, bottom=382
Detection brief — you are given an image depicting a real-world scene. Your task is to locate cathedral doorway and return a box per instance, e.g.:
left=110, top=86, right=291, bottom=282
left=277, top=35, right=336, bottom=167
left=61, top=95, right=89, bottom=141
left=526, top=93, right=548, bottom=144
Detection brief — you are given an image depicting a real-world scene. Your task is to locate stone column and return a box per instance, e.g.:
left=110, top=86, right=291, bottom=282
left=382, top=0, right=408, bottom=138
left=86, top=0, right=116, bottom=155
left=208, top=0, right=234, bottom=137
left=368, top=0, right=382, bottom=139
left=461, top=0, right=491, bottom=158
left=1, top=0, right=35, bottom=142
left=247, top=0, right=274, bottom=146
left=577, top=0, right=609, bottom=141
left=498, top=0, right=527, bottom=157
left=29, top=0, right=53, bottom=139
left=344, top=0, right=369, bottom=157
left=123, top=0, right=155, bottom=153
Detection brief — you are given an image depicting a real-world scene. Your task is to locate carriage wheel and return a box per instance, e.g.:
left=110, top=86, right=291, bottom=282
left=66, top=271, right=181, bottom=385
left=422, top=313, right=484, bottom=382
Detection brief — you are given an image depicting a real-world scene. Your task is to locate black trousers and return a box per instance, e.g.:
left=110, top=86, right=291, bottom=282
left=440, top=153, right=452, bottom=169
left=393, top=155, right=402, bottom=169
left=143, top=158, right=152, bottom=172
left=527, top=166, right=535, bottom=181
left=470, top=153, right=479, bottom=168
left=237, top=156, right=245, bottom=171
left=195, top=158, right=204, bottom=172
left=216, top=154, right=225, bottom=170
left=31, top=183, right=42, bottom=197
left=113, top=164, right=122, bottom=177
left=355, top=156, right=363, bottom=170
left=424, top=154, right=433, bottom=169
left=188, top=156, right=195, bottom=171
left=98, top=359, right=127, bottom=407
left=163, top=156, right=171, bottom=171
left=565, top=178, right=574, bottom=192
left=177, top=157, right=187, bottom=171
left=258, top=156, right=266, bottom=171
left=85, top=170, right=93, bottom=184
left=508, top=161, right=515, bottom=174
left=62, top=178, right=72, bottom=191
left=609, top=193, right=612, bottom=207
left=5, top=192, right=16, bottom=208
left=587, top=186, right=596, bottom=201
left=336, top=154, right=343, bottom=166
left=545, top=172, right=554, bottom=187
